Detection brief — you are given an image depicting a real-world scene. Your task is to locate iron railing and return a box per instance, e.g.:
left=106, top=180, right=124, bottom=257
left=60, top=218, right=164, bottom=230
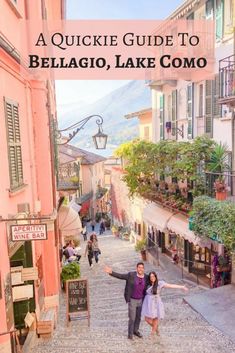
left=219, top=54, right=235, bottom=100
left=205, top=171, right=235, bottom=202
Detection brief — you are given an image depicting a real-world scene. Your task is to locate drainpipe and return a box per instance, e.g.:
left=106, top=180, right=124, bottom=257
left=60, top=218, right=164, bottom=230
left=46, top=81, right=59, bottom=247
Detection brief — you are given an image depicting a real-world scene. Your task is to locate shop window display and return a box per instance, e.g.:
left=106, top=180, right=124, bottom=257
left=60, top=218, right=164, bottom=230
left=191, top=245, right=211, bottom=278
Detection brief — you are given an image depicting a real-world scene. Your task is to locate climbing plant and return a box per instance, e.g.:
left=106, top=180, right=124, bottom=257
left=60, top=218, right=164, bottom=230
left=115, top=136, right=215, bottom=198
left=192, top=196, right=235, bottom=250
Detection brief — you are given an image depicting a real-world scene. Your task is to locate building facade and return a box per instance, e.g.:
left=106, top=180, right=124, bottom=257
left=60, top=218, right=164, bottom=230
left=0, top=0, right=65, bottom=351
left=146, top=0, right=235, bottom=286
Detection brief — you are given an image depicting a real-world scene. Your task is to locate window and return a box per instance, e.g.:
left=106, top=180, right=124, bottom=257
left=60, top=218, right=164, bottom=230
left=187, top=12, right=194, bottom=20
left=187, top=84, right=193, bottom=139
left=199, top=84, right=204, bottom=117
left=159, top=94, right=165, bottom=140
left=206, top=0, right=214, bottom=19
left=4, top=99, right=24, bottom=190
left=216, top=0, right=224, bottom=40
left=167, top=94, right=172, bottom=123
left=143, top=126, right=150, bottom=141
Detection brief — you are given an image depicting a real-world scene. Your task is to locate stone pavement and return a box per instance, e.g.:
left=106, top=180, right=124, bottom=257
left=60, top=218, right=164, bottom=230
left=31, top=234, right=235, bottom=353
left=185, top=284, right=235, bottom=344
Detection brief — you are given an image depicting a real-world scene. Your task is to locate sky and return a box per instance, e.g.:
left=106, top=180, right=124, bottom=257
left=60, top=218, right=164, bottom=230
left=56, top=0, right=184, bottom=109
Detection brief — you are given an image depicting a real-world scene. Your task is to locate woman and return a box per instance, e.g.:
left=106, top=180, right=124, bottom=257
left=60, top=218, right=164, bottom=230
left=84, top=240, right=94, bottom=268
left=141, top=271, right=188, bottom=338
left=90, top=233, right=101, bottom=264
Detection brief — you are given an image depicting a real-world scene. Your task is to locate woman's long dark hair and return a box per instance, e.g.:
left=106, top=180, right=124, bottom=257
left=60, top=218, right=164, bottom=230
left=149, top=271, right=158, bottom=295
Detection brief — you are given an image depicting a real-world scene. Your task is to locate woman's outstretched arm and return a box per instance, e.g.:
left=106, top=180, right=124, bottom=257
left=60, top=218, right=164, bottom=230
left=162, top=283, right=188, bottom=291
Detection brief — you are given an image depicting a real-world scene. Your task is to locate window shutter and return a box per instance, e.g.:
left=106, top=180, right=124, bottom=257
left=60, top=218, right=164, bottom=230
left=199, top=84, right=203, bottom=117
left=213, top=74, right=221, bottom=118
left=187, top=84, right=193, bottom=139
left=216, top=0, right=224, bottom=40
left=205, top=80, right=213, bottom=136
left=4, top=99, right=23, bottom=189
left=171, top=90, right=177, bottom=138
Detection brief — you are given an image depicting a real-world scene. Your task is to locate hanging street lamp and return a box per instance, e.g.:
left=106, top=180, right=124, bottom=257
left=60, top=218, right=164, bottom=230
left=56, top=115, right=108, bottom=149
left=92, top=120, right=108, bottom=150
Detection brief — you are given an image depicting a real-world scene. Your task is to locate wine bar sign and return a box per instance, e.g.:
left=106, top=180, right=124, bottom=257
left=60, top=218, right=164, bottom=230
left=11, top=224, right=47, bottom=242
left=66, top=279, right=90, bottom=326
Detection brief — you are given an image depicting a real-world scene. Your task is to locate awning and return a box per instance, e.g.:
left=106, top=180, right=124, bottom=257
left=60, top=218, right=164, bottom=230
left=58, top=205, right=82, bottom=239
left=143, top=203, right=173, bottom=232
left=167, top=214, right=211, bottom=248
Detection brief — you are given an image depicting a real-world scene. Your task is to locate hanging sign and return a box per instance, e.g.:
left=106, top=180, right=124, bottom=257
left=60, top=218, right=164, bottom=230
left=66, top=278, right=90, bottom=326
left=11, top=224, right=47, bottom=242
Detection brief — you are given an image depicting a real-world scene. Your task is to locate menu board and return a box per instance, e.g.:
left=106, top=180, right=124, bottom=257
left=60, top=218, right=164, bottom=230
left=66, top=279, right=90, bottom=326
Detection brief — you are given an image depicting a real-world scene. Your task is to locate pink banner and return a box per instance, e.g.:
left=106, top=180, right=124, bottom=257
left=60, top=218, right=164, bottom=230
left=19, top=20, right=215, bottom=80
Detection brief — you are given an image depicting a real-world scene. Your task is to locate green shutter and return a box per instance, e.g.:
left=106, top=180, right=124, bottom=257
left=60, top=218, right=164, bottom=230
left=172, top=90, right=177, bottom=138
left=205, top=80, right=213, bottom=136
left=213, top=74, right=221, bottom=118
left=4, top=99, right=24, bottom=189
left=187, top=85, right=193, bottom=139
left=216, top=0, right=224, bottom=40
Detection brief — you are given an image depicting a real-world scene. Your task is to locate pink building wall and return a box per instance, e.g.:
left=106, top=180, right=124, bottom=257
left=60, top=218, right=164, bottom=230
left=0, top=0, right=64, bottom=350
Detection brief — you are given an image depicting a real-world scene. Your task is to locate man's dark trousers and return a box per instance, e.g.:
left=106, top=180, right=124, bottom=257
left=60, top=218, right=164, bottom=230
left=128, top=298, right=142, bottom=336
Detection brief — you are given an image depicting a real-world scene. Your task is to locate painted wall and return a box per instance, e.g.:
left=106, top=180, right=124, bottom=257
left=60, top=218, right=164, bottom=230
left=0, top=0, right=63, bottom=350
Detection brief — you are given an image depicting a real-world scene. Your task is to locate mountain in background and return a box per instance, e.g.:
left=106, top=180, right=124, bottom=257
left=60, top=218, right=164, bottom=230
left=58, top=81, right=151, bottom=154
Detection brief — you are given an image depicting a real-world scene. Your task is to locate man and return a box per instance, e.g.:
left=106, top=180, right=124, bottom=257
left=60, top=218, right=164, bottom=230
left=104, top=262, right=149, bottom=339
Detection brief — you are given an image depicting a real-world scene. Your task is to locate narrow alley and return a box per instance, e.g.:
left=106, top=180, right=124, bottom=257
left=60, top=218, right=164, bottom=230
left=31, top=234, right=235, bottom=353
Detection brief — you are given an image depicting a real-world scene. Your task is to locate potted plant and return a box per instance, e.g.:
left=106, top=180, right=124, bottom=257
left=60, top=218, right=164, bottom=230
left=214, top=177, right=227, bottom=201
left=135, top=238, right=147, bottom=261
left=61, top=262, right=80, bottom=290
left=207, top=143, right=230, bottom=201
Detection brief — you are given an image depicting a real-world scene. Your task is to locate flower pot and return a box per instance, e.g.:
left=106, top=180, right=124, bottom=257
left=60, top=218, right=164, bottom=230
left=140, top=250, right=147, bottom=261
left=215, top=191, right=227, bottom=201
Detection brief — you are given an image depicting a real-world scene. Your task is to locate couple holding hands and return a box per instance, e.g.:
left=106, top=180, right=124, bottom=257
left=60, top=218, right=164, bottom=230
left=104, top=262, right=188, bottom=340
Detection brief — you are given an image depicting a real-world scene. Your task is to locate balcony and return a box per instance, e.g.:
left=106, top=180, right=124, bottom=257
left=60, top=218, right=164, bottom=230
left=57, top=162, right=80, bottom=191
left=219, top=55, right=235, bottom=106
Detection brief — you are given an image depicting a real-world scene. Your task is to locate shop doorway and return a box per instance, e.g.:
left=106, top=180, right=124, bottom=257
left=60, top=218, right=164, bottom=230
left=10, top=242, right=35, bottom=343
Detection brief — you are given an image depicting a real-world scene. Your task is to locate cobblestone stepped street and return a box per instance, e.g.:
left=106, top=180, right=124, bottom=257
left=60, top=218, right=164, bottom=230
left=32, top=235, right=235, bottom=353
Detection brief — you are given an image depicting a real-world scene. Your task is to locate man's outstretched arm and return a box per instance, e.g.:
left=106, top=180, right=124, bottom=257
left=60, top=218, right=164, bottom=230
left=104, top=265, right=128, bottom=280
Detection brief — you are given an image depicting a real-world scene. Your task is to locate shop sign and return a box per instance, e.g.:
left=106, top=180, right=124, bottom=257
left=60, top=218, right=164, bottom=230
left=11, top=224, right=47, bottom=242
left=12, top=284, right=34, bottom=302
left=22, top=267, right=39, bottom=281
left=66, top=278, right=90, bottom=326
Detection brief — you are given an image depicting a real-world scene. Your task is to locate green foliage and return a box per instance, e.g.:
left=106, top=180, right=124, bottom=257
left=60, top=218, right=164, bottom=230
left=135, top=238, right=147, bottom=252
left=61, top=262, right=81, bottom=282
left=192, top=196, right=235, bottom=250
left=115, top=136, right=215, bottom=198
left=207, top=142, right=230, bottom=173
